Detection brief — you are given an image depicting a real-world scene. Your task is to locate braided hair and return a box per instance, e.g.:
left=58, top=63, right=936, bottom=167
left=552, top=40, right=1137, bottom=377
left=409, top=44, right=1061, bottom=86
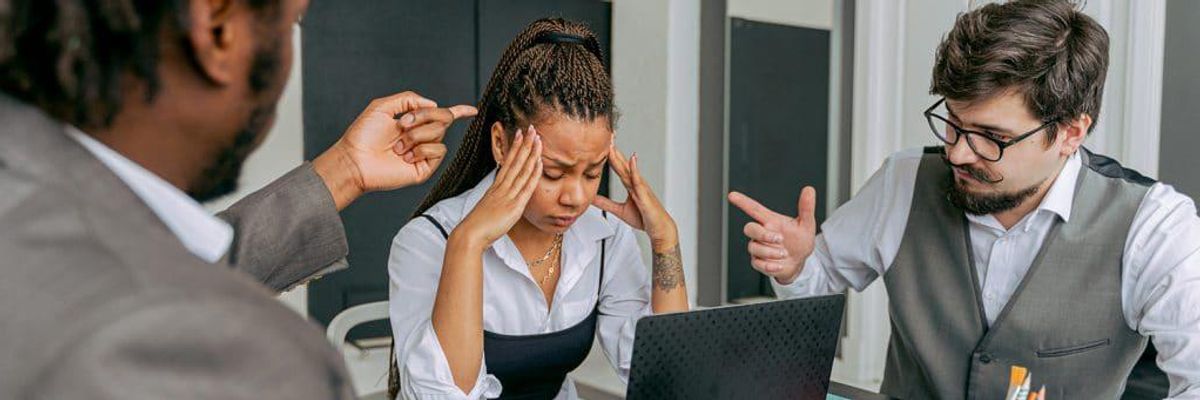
left=0, top=0, right=277, bottom=129
left=391, top=17, right=615, bottom=398
left=410, top=17, right=615, bottom=217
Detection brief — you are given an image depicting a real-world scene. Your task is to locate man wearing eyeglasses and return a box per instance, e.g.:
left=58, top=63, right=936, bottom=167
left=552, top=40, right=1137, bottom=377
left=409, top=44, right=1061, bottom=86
left=729, top=1, right=1200, bottom=398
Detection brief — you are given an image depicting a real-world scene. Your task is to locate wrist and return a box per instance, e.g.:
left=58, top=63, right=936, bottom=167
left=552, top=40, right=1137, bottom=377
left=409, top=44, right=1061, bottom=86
left=312, top=143, right=365, bottom=211
left=447, top=230, right=490, bottom=254
left=649, top=221, right=679, bottom=253
left=650, top=233, right=678, bottom=253
left=774, top=268, right=803, bottom=285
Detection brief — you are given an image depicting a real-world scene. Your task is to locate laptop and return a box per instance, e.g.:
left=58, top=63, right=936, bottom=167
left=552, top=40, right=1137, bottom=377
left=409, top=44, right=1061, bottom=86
left=625, top=294, right=846, bottom=400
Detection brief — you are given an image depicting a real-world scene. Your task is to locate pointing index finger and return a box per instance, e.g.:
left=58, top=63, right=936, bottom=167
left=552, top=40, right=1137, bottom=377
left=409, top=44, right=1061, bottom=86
left=727, top=191, right=784, bottom=223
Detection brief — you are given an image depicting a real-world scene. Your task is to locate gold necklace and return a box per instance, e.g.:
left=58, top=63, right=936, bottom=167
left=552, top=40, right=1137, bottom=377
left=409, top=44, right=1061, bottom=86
left=529, top=234, right=564, bottom=287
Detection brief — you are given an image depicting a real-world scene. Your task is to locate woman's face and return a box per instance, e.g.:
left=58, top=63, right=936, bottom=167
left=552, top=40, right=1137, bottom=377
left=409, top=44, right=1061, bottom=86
left=492, top=114, right=613, bottom=234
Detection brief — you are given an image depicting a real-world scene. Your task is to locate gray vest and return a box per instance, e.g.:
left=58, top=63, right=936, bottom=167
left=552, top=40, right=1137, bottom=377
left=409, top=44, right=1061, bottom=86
left=880, top=147, right=1154, bottom=399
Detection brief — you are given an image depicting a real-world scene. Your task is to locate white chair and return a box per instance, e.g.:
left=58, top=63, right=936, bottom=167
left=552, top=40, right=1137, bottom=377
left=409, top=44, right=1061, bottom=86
left=326, top=301, right=392, bottom=400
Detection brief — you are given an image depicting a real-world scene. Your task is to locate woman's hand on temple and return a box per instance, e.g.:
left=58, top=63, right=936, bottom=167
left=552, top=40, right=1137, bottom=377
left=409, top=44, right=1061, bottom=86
left=593, top=146, right=687, bottom=302
left=452, top=126, right=544, bottom=248
left=592, top=145, right=678, bottom=252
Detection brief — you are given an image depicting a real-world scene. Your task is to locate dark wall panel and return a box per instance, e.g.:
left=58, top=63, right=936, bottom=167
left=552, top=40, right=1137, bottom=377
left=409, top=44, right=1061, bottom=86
left=1161, top=0, right=1200, bottom=201
left=302, top=1, right=478, bottom=337
left=477, top=0, right=612, bottom=85
left=727, top=18, right=830, bottom=302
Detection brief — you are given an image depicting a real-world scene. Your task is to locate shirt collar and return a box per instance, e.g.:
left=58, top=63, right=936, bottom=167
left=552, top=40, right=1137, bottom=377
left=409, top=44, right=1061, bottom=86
left=965, top=150, right=1081, bottom=233
left=1037, top=149, right=1081, bottom=223
left=65, top=126, right=234, bottom=263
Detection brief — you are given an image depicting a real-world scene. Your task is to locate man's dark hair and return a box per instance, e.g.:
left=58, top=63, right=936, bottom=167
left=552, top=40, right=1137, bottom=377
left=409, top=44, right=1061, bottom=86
left=0, top=0, right=277, bottom=129
left=931, top=0, right=1109, bottom=140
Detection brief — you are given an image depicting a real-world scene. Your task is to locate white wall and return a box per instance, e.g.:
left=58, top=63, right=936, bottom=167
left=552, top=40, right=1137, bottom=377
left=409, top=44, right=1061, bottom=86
left=610, top=0, right=701, bottom=304
left=205, top=29, right=307, bottom=315
left=728, top=0, right=833, bottom=30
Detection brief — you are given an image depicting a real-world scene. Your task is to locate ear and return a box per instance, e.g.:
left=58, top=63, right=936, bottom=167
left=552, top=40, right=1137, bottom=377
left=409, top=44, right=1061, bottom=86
left=1058, top=113, right=1091, bottom=156
left=490, top=121, right=508, bottom=166
left=185, top=0, right=242, bottom=85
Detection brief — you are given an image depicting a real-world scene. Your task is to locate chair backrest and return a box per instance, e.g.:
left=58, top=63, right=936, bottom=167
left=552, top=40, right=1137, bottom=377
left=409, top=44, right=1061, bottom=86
left=326, top=301, right=390, bottom=347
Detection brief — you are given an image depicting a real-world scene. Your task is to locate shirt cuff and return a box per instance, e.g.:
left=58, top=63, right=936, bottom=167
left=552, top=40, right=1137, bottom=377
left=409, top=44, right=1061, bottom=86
left=771, top=256, right=826, bottom=299
left=613, top=305, right=654, bottom=382
left=401, top=322, right=502, bottom=400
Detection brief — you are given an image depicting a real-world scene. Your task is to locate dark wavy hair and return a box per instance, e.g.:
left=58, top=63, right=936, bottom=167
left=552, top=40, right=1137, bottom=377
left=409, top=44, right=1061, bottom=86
left=931, top=0, right=1109, bottom=141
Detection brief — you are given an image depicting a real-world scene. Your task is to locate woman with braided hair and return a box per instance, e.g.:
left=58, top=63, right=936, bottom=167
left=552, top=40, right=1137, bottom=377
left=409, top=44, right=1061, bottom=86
left=386, top=18, right=689, bottom=400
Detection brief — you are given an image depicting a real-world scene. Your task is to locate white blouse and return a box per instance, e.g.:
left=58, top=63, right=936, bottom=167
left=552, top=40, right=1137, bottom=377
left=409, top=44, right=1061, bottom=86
left=387, top=170, right=652, bottom=399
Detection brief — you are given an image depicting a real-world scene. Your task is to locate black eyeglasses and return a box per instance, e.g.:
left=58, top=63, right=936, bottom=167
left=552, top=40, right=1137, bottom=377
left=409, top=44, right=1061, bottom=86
left=924, top=98, right=1055, bottom=162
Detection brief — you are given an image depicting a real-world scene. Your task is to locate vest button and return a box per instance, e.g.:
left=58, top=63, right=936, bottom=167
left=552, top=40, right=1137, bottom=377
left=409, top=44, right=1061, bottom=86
left=979, top=353, right=993, bottom=363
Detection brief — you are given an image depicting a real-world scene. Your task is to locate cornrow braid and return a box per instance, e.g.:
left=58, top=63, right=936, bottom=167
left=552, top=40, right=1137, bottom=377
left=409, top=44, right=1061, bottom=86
left=390, top=17, right=615, bottom=399
left=0, top=0, right=277, bottom=129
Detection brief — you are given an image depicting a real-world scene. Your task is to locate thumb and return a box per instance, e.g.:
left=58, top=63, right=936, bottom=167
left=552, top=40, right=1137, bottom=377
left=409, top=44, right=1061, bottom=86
left=796, top=186, right=817, bottom=227
left=592, top=195, right=623, bottom=215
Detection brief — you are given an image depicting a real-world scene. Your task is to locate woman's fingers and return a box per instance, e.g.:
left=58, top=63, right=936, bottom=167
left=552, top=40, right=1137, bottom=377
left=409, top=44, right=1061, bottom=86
left=591, top=195, right=624, bottom=215
left=501, top=128, right=535, bottom=189
left=516, top=145, right=543, bottom=204
left=496, top=129, right=524, bottom=184
left=630, top=153, right=644, bottom=189
left=627, top=153, right=658, bottom=205
left=510, top=131, right=542, bottom=199
left=608, top=145, right=636, bottom=190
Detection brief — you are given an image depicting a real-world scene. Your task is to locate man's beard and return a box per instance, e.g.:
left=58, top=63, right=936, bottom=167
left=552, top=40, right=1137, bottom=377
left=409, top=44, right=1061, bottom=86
left=188, top=37, right=284, bottom=203
left=943, top=156, right=1041, bottom=215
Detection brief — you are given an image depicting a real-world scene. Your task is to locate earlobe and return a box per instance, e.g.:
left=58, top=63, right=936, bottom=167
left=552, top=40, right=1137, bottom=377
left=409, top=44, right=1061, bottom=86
left=1062, top=114, right=1092, bottom=155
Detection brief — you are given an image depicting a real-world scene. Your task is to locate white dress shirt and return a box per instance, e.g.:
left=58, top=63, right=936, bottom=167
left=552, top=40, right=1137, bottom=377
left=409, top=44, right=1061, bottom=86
left=65, top=126, right=234, bottom=263
left=774, top=148, right=1200, bottom=398
left=387, top=170, right=652, bottom=400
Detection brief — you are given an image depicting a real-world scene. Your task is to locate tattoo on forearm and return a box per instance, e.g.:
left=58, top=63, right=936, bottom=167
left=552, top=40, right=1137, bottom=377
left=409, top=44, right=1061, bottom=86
left=652, top=244, right=684, bottom=290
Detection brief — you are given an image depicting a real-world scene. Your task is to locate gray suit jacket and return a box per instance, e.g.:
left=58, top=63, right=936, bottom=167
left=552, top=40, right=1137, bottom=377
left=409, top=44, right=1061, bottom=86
left=0, top=94, right=356, bottom=399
